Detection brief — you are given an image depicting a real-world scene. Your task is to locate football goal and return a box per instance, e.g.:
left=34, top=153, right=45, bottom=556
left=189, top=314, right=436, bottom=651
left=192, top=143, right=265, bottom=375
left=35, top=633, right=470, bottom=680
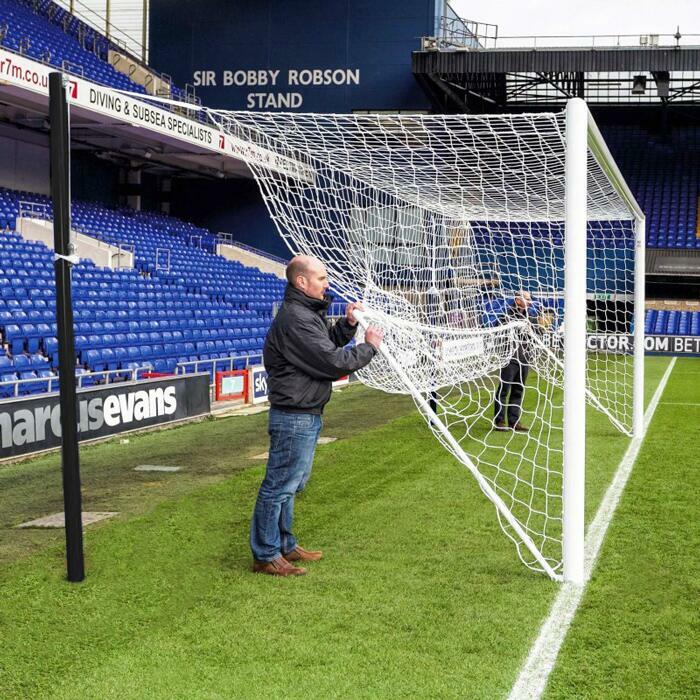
left=208, top=99, right=645, bottom=583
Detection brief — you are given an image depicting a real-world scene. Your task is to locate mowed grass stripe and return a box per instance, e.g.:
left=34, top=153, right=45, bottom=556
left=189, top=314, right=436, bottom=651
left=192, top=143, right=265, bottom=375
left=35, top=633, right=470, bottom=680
left=543, top=358, right=699, bottom=700
left=0, top=358, right=673, bottom=699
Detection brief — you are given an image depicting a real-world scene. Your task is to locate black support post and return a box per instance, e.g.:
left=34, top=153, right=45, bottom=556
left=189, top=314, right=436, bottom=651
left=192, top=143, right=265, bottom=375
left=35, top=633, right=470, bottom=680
left=49, top=71, right=84, bottom=583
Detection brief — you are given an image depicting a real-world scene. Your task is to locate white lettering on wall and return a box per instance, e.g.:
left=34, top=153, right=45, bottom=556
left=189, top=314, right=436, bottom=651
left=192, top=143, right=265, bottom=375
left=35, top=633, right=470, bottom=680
left=191, top=66, right=361, bottom=110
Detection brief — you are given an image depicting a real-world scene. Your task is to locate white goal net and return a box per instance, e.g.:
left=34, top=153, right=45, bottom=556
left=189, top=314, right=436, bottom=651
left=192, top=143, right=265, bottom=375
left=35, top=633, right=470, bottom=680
left=208, top=102, right=643, bottom=581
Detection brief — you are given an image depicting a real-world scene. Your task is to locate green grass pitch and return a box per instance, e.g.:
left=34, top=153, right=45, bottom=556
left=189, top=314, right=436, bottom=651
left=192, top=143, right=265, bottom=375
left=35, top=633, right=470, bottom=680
left=0, top=356, right=696, bottom=698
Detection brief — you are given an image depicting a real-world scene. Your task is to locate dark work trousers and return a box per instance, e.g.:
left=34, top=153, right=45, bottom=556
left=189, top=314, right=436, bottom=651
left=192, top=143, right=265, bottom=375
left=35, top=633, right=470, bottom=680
left=494, top=357, right=530, bottom=426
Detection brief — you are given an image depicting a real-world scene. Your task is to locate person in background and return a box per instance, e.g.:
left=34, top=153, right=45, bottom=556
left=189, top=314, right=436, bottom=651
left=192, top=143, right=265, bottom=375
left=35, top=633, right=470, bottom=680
left=493, top=291, right=536, bottom=432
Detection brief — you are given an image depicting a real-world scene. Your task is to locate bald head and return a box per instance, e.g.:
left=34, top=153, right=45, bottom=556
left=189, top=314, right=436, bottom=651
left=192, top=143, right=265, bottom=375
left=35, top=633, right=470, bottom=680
left=286, top=255, right=314, bottom=286
left=286, top=255, right=329, bottom=300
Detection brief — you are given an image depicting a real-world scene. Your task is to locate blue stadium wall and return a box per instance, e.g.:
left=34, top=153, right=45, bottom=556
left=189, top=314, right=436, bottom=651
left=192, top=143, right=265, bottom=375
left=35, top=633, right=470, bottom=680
left=150, top=0, right=440, bottom=256
left=149, top=0, right=437, bottom=113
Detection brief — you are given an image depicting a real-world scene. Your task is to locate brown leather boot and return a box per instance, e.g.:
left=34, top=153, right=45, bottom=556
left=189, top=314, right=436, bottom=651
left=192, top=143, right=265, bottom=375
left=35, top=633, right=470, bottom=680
left=494, top=420, right=508, bottom=432
left=283, top=545, right=323, bottom=562
left=511, top=422, right=529, bottom=432
left=252, top=556, right=307, bottom=576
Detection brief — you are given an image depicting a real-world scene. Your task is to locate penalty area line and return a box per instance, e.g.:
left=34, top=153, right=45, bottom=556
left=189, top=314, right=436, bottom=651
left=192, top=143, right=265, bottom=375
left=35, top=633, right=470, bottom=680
left=507, top=356, right=677, bottom=700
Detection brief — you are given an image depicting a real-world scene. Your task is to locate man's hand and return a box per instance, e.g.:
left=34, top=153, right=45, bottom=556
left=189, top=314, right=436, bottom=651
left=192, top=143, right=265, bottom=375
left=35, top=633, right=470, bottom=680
left=365, top=326, right=384, bottom=350
left=346, top=302, right=365, bottom=326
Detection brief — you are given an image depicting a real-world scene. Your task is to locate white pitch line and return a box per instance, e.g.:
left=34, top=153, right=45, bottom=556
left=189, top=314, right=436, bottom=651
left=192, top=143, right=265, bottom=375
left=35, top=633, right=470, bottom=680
left=659, top=402, right=700, bottom=407
left=508, top=357, right=677, bottom=700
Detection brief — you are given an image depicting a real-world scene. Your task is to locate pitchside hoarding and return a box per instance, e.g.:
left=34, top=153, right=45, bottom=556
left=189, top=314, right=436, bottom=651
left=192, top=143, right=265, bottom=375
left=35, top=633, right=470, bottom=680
left=538, top=333, right=700, bottom=355
left=587, top=334, right=700, bottom=354
left=0, top=375, right=210, bottom=460
left=247, top=365, right=351, bottom=405
left=0, top=48, right=312, bottom=182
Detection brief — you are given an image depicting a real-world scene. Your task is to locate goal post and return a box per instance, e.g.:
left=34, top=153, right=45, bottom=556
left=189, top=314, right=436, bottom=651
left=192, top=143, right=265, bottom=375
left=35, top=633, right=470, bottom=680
left=634, top=218, right=646, bottom=439
left=563, top=98, right=645, bottom=582
left=207, top=101, right=645, bottom=583
left=563, top=97, right=588, bottom=585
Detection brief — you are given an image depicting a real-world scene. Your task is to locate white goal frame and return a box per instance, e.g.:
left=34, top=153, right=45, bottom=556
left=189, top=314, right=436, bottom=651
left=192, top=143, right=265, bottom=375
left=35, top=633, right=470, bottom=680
left=204, top=97, right=645, bottom=584
left=563, top=99, right=644, bottom=583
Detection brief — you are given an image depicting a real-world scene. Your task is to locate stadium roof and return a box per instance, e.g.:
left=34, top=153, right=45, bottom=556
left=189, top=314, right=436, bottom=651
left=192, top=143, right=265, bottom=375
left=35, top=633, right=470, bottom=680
left=413, top=45, right=700, bottom=111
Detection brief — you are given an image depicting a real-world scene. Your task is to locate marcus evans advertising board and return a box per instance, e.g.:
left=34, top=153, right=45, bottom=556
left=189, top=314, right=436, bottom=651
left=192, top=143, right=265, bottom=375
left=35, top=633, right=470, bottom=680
left=0, top=374, right=210, bottom=460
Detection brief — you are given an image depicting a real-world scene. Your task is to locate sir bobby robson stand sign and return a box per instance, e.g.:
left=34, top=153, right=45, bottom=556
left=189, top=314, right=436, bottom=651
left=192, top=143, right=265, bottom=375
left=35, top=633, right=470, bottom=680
left=0, top=374, right=210, bottom=460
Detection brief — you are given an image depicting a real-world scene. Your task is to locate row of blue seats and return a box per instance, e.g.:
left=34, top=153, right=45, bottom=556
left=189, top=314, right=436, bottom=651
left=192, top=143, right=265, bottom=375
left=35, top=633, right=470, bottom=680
left=0, top=297, right=267, bottom=312
left=645, top=309, right=700, bottom=336
left=1, top=311, right=268, bottom=331
left=0, top=352, right=263, bottom=398
left=4, top=325, right=268, bottom=356
left=603, top=126, right=699, bottom=249
left=81, top=340, right=263, bottom=371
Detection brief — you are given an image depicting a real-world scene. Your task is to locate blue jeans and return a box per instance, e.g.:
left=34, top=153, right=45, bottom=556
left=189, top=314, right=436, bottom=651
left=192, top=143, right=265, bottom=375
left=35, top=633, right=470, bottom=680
left=250, top=408, right=322, bottom=562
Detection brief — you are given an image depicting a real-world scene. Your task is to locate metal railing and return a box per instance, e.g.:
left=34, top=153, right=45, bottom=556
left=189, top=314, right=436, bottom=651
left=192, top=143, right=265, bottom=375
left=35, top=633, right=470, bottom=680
left=18, top=201, right=51, bottom=221
left=426, top=30, right=700, bottom=51
left=494, top=32, right=700, bottom=50
left=0, top=353, right=266, bottom=401
left=61, top=58, right=84, bottom=76
left=0, top=366, right=143, bottom=400
left=216, top=234, right=289, bottom=266
left=437, top=12, right=497, bottom=49
left=155, top=247, right=171, bottom=273
left=175, top=353, right=262, bottom=384
left=328, top=302, right=347, bottom=318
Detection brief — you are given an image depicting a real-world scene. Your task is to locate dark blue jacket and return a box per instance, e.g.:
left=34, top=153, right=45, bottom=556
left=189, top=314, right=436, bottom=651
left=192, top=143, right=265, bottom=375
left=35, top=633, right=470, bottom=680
left=263, top=285, right=377, bottom=414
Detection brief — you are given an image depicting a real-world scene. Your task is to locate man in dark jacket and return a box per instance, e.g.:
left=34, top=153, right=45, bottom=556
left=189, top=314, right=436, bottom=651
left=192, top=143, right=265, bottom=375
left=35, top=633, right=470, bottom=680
left=250, top=255, right=383, bottom=577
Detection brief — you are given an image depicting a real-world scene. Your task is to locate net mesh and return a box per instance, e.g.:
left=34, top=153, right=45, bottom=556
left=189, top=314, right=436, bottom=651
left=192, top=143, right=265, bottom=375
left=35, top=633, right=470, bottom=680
left=209, top=109, right=637, bottom=577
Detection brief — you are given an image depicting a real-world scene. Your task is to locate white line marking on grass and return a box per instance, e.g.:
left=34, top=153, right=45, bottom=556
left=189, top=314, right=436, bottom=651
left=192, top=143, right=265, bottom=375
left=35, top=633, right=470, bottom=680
left=508, top=357, right=677, bottom=700
left=659, top=402, right=700, bottom=407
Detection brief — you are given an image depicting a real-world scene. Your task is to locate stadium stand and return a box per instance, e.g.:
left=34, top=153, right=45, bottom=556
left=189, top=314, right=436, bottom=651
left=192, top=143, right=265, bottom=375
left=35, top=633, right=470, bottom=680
left=0, top=0, right=193, bottom=105
left=0, top=187, right=286, bottom=396
left=603, top=126, right=700, bottom=250
left=0, top=0, right=146, bottom=93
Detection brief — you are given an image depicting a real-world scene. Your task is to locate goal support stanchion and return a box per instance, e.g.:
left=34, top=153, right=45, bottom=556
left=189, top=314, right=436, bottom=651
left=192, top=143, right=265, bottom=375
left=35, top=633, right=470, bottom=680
left=352, top=309, right=562, bottom=581
left=49, top=71, right=85, bottom=583
left=563, top=98, right=588, bottom=586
